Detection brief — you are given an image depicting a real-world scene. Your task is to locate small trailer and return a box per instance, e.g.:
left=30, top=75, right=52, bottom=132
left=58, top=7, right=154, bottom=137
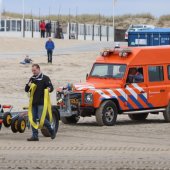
left=0, top=104, right=60, bottom=137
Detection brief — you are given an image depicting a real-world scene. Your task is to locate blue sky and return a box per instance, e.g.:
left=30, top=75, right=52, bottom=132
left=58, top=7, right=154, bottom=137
left=1, top=0, right=170, bottom=17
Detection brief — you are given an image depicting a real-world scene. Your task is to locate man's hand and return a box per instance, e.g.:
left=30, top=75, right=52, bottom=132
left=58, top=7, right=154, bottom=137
left=48, top=87, right=51, bottom=92
left=28, top=81, right=32, bottom=87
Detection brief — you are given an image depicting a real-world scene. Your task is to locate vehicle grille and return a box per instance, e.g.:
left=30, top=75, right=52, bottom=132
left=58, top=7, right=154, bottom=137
left=69, top=93, right=82, bottom=105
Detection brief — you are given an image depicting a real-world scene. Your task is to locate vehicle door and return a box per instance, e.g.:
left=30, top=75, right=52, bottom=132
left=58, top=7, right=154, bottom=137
left=147, top=65, right=167, bottom=107
left=125, top=66, right=151, bottom=110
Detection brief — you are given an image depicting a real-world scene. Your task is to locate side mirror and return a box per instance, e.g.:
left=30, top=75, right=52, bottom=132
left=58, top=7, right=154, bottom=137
left=86, top=73, right=89, bottom=80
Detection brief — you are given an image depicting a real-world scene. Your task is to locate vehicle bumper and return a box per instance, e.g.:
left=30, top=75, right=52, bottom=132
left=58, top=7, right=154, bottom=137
left=59, top=106, right=95, bottom=117
left=59, top=108, right=78, bottom=117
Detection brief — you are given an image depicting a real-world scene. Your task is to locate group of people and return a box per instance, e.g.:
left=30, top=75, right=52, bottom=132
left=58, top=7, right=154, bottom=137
left=39, top=20, right=52, bottom=38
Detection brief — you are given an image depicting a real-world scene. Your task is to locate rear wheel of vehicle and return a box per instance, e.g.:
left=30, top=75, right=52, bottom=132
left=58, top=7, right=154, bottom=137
left=163, top=103, right=170, bottom=122
left=41, top=109, right=59, bottom=137
left=17, top=117, right=26, bottom=133
left=128, top=113, right=149, bottom=121
left=96, top=100, right=118, bottom=126
left=11, top=117, right=19, bottom=133
left=3, top=112, right=12, bottom=128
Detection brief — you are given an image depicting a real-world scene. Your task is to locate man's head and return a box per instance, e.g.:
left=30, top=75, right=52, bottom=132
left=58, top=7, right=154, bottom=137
left=26, top=55, right=29, bottom=59
left=32, top=64, right=41, bottom=76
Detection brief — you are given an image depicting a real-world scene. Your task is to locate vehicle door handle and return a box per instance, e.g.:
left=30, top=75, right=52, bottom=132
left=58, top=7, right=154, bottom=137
left=140, top=91, right=145, bottom=94
left=160, top=89, right=165, bottom=93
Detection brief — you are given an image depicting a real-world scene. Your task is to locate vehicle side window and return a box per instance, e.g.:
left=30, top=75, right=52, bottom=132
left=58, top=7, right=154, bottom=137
left=168, top=65, right=170, bottom=80
left=148, top=66, right=164, bottom=82
left=126, top=67, right=144, bottom=83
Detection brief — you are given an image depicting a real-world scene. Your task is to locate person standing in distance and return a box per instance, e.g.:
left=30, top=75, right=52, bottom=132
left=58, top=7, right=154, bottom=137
left=25, top=64, right=56, bottom=141
left=45, top=37, right=55, bottom=64
left=39, top=20, right=46, bottom=38
left=45, top=21, right=52, bottom=37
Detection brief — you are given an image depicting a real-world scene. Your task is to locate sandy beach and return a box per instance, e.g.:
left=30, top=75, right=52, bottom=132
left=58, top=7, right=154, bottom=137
left=0, top=38, right=100, bottom=109
left=0, top=38, right=170, bottom=170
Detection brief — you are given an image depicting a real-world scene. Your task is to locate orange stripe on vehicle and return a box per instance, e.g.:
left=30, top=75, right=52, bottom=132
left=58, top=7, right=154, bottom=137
left=113, top=90, right=129, bottom=110
left=130, top=87, right=148, bottom=108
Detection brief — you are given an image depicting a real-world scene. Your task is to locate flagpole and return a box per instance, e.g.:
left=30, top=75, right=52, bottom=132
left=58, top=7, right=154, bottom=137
left=0, top=0, right=2, bottom=19
left=113, top=0, right=115, bottom=42
left=22, top=0, right=25, bottom=19
left=22, top=0, right=25, bottom=38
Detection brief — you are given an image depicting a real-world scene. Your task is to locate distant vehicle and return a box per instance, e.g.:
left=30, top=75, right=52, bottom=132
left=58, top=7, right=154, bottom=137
left=125, top=24, right=155, bottom=41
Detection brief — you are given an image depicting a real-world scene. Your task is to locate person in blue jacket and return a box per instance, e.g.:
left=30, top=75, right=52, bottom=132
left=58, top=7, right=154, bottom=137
left=45, top=37, right=55, bottom=64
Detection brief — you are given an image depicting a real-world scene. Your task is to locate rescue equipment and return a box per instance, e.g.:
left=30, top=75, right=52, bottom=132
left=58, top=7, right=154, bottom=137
left=0, top=93, right=59, bottom=136
left=28, top=83, right=53, bottom=130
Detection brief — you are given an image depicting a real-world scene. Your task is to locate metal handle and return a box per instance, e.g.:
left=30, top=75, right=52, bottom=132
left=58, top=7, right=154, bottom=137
left=160, top=89, right=165, bottom=93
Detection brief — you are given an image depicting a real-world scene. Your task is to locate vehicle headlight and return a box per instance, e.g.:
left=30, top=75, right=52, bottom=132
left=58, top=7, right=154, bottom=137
left=85, top=93, right=93, bottom=104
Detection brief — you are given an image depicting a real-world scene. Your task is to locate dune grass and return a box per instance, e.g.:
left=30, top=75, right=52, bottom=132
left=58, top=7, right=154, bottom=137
left=2, top=11, right=170, bottom=29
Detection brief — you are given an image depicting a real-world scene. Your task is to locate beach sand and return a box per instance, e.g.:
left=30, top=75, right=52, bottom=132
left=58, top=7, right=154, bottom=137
left=0, top=38, right=98, bottom=109
left=0, top=38, right=170, bottom=170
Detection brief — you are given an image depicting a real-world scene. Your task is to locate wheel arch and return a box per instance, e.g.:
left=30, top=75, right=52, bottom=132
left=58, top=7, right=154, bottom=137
left=168, top=93, right=170, bottom=104
left=99, top=98, right=121, bottom=114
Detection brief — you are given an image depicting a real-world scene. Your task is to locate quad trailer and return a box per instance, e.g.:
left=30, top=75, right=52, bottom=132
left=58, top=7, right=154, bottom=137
left=0, top=104, right=59, bottom=137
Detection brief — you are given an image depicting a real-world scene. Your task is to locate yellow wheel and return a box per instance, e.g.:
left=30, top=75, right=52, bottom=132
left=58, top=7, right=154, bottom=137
left=3, top=112, right=12, bottom=128
left=11, top=117, right=18, bottom=133
left=17, top=117, right=26, bottom=133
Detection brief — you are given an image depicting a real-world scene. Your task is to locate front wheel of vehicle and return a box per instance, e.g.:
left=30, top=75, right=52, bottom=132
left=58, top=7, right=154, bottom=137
left=128, top=113, right=149, bottom=121
left=61, top=115, right=80, bottom=124
left=96, top=100, right=118, bottom=126
left=163, top=103, right=170, bottom=122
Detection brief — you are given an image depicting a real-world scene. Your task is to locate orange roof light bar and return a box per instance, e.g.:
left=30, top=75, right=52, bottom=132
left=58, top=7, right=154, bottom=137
left=101, top=47, right=132, bottom=58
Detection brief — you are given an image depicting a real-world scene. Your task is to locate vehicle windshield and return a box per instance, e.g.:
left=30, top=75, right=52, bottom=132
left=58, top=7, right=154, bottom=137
left=90, top=64, right=127, bottom=79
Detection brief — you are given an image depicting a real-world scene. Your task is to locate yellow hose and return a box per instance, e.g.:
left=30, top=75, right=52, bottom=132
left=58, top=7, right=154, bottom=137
left=28, top=83, right=53, bottom=129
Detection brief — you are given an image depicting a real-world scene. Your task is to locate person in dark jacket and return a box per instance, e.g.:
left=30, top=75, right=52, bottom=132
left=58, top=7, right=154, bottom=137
left=25, top=64, right=55, bottom=141
left=45, top=21, right=52, bottom=37
left=45, top=38, right=55, bottom=64
left=127, top=68, right=144, bottom=83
